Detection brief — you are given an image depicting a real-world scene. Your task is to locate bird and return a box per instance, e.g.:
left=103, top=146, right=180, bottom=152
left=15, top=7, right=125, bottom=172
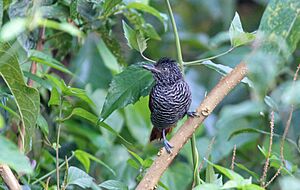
left=142, top=57, right=195, bottom=153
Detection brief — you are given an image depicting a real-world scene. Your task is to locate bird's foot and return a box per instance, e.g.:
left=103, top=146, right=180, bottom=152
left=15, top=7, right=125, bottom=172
left=162, top=128, right=173, bottom=154
left=187, top=111, right=200, bottom=117
left=163, top=139, right=173, bottom=154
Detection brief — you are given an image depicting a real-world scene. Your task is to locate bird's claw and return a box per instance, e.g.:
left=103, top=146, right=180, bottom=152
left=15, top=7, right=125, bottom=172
left=163, top=139, right=173, bottom=154
left=187, top=111, right=200, bottom=117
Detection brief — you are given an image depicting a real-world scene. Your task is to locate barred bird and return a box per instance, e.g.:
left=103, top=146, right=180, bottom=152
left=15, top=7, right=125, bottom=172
left=142, top=57, right=196, bottom=153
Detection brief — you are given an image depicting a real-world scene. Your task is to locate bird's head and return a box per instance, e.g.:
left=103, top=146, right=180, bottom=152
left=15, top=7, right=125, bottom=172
left=142, top=57, right=183, bottom=85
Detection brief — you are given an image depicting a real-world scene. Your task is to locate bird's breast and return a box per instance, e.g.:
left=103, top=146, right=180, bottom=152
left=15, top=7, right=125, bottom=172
left=149, top=80, right=192, bottom=129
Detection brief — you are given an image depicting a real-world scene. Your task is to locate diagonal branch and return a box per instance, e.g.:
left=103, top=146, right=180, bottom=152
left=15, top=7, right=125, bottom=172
left=0, top=165, right=21, bottom=190
left=136, top=62, right=248, bottom=190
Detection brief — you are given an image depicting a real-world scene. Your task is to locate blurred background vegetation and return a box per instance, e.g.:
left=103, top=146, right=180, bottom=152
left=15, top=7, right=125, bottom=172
left=0, top=0, right=299, bottom=189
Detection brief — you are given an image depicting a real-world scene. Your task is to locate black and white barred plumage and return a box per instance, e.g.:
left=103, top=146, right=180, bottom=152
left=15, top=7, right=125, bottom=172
left=142, top=58, right=192, bottom=143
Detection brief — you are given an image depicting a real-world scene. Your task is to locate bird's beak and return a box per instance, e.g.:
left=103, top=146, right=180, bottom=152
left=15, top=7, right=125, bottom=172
left=142, top=64, right=160, bottom=73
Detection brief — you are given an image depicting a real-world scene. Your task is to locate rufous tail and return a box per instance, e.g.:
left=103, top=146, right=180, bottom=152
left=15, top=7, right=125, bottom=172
left=150, top=127, right=173, bottom=141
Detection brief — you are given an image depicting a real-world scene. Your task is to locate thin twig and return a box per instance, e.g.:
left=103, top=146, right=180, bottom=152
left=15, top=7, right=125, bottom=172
left=183, top=47, right=235, bottom=66
left=136, top=63, right=248, bottom=190
left=231, top=144, right=237, bottom=171
left=280, top=63, right=300, bottom=167
left=264, top=166, right=282, bottom=188
left=260, top=111, right=275, bottom=186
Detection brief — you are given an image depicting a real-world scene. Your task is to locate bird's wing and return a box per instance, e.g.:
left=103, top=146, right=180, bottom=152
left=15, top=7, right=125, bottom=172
left=149, top=88, right=154, bottom=112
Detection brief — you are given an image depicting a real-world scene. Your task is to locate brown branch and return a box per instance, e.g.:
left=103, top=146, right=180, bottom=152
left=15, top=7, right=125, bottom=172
left=0, top=164, right=21, bottom=190
left=136, top=62, right=248, bottom=190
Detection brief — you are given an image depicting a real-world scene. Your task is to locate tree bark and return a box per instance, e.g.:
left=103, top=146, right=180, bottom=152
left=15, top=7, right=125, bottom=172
left=0, top=165, right=21, bottom=190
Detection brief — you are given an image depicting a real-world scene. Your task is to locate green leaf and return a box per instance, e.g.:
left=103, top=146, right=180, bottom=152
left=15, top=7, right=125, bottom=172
left=264, top=95, right=279, bottom=111
left=36, top=114, right=49, bottom=136
left=102, top=0, right=122, bottom=16
left=193, top=184, right=220, bottom=190
left=74, top=150, right=116, bottom=176
left=137, top=35, right=148, bottom=53
left=99, top=180, right=128, bottom=190
left=0, top=42, right=40, bottom=152
left=0, top=135, right=32, bottom=173
left=127, top=149, right=143, bottom=165
left=229, top=12, right=255, bottom=47
left=258, top=0, right=300, bottom=53
left=72, top=33, right=112, bottom=89
left=28, top=50, right=73, bottom=75
left=0, top=18, right=26, bottom=41
left=96, top=38, right=120, bottom=73
left=75, top=151, right=90, bottom=173
left=127, top=158, right=140, bottom=169
left=46, top=75, right=95, bottom=107
left=0, top=0, right=3, bottom=27
left=144, top=23, right=161, bottom=40
left=235, top=163, right=260, bottom=181
left=23, top=71, right=52, bottom=90
left=246, top=0, right=300, bottom=97
left=127, top=2, right=168, bottom=30
left=62, top=108, right=132, bottom=148
left=66, top=166, right=94, bottom=188
left=124, top=96, right=151, bottom=145
left=0, top=114, right=3, bottom=129
left=48, top=87, right=60, bottom=106
left=205, top=156, right=216, bottom=183
left=205, top=159, right=244, bottom=182
left=122, top=20, right=139, bottom=51
left=243, top=184, right=265, bottom=190
left=37, top=19, right=84, bottom=38
left=100, top=64, right=153, bottom=120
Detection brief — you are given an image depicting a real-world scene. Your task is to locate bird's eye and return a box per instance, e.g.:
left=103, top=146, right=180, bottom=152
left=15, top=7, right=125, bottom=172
left=162, top=68, right=168, bottom=72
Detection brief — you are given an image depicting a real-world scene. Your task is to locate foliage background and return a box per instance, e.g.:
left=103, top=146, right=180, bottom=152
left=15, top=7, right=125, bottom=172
left=0, top=0, right=299, bottom=189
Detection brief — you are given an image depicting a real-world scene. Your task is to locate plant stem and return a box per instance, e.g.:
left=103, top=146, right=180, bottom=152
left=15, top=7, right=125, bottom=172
left=183, top=47, right=235, bottom=66
left=164, top=0, right=183, bottom=70
left=32, top=153, right=74, bottom=185
left=56, top=96, right=63, bottom=190
left=191, top=134, right=201, bottom=187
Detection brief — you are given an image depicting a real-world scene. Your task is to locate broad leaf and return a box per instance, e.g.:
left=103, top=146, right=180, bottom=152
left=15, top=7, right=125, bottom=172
left=100, top=64, right=153, bottom=120
left=28, top=50, right=73, bottom=75
left=0, top=43, right=40, bottom=152
left=122, top=20, right=139, bottom=51
left=46, top=75, right=95, bottom=107
left=0, top=18, right=26, bottom=41
left=66, top=166, right=94, bottom=188
left=74, top=150, right=116, bottom=176
left=127, top=2, right=168, bottom=30
left=246, top=0, right=300, bottom=96
left=99, top=180, right=128, bottom=190
left=0, top=135, right=32, bottom=173
left=36, top=114, right=49, bottom=136
left=258, top=0, right=300, bottom=53
left=102, top=0, right=122, bottom=16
